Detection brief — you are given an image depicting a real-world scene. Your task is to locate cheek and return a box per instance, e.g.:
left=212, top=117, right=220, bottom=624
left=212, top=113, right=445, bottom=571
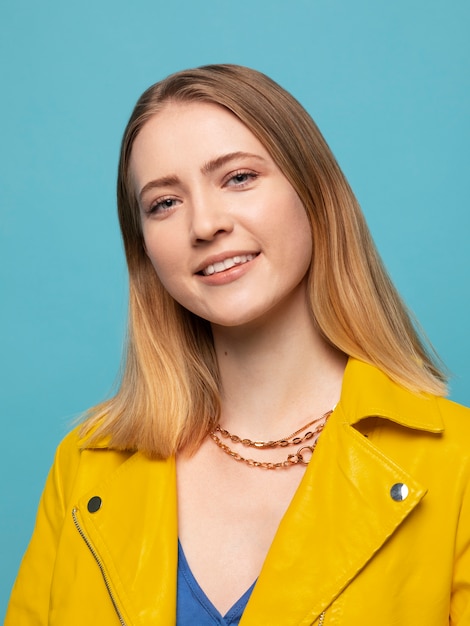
left=142, top=235, right=196, bottom=315
left=143, top=232, right=178, bottom=284
left=286, top=199, right=313, bottom=264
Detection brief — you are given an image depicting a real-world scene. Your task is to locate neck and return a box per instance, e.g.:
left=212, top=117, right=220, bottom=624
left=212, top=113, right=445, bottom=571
left=211, top=293, right=347, bottom=439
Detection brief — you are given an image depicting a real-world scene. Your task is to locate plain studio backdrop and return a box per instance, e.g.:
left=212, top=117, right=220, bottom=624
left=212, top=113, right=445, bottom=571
left=0, top=0, right=469, bottom=616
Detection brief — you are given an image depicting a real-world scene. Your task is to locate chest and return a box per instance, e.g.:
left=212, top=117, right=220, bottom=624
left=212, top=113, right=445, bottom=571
left=176, top=441, right=307, bottom=614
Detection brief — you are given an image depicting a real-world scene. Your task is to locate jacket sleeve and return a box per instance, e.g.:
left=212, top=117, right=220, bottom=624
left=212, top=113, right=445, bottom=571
left=451, top=458, right=470, bottom=624
left=4, top=430, right=81, bottom=626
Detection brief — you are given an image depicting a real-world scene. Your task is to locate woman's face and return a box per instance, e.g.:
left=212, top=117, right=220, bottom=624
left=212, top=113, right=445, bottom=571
left=130, top=101, right=313, bottom=328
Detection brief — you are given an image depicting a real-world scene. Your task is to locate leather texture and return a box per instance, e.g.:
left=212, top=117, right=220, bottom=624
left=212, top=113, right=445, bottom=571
left=6, top=358, right=470, bottom=625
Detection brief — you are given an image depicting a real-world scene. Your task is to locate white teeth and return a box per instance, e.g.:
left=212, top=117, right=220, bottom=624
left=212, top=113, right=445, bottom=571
left=202, top=254, right=255, bottom=276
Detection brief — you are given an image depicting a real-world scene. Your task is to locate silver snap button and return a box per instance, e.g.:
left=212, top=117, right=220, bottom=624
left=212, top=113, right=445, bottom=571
left=390, top=483, right=408, bottom=502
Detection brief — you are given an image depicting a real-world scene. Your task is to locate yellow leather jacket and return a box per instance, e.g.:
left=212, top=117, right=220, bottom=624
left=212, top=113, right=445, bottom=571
left=6, top=359, right=470, bottom=625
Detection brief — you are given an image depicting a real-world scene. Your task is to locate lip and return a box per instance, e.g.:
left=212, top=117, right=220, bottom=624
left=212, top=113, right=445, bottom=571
left=195, top=250, right=260, bottom=285
left=194, top=250, right=260, bottom=275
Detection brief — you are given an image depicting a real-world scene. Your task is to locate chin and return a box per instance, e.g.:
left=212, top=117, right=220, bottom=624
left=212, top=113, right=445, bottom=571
left=203, top=307, right=278, bottom=331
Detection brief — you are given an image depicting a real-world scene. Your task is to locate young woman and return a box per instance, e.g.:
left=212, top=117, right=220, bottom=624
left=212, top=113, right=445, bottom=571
left=6, top=65, right=470, bottom=625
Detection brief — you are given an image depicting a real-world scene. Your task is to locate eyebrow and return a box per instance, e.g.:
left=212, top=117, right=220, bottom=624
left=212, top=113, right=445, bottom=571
left=138, top=175, right=181, bottom=202
left=138, top=151, right=266, bottom=202
left=200, top=151, right=266, bottom=175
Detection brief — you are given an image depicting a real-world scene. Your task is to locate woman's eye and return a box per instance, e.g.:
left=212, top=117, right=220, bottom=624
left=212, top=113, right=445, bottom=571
left=226, top=171, right=258, bottom=187
left=148, top=197, right=180, bottom=215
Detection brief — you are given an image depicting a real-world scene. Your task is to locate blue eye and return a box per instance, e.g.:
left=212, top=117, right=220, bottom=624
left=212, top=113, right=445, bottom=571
left=226, top=171, right=258, bottom=187
left=149, top=197, right=180, bottom=214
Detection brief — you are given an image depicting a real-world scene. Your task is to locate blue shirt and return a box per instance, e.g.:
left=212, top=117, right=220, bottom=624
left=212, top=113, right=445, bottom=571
left=177, top=540, right=256, bottom=625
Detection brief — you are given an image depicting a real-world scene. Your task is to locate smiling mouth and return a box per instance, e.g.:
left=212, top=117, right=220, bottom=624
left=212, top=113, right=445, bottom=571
left=200, top=254, right=257, bottom=276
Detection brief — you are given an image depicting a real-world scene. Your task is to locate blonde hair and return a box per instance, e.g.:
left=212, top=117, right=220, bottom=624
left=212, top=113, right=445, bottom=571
left=82, top=64, right=447, bottom=458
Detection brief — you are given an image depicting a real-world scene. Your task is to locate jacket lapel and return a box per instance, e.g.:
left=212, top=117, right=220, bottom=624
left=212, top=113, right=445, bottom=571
left=73, top=453, right=177, bottom=625
left=241, top=360, right=435, bottom=625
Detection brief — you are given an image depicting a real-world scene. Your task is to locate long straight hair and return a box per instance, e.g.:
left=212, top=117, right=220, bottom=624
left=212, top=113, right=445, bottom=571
left=81, top=64, right=447, bottom=458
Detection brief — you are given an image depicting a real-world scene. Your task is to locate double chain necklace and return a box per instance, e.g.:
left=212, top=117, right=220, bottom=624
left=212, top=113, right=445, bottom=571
left=209, top=409, right=333, bottom=470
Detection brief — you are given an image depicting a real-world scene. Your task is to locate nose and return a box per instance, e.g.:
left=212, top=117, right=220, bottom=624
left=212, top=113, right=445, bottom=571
left=189, top=192, right=234, bottom=244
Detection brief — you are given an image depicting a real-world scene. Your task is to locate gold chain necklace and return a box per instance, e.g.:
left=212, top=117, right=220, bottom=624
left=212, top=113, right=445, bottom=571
left=209, top=409, right=332, bottom=470
left=213, top=410, right=331, bottom=449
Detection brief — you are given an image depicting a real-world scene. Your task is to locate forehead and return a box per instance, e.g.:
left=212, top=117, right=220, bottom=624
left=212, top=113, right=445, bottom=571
left=140, top=99, right=252, bottom=135
left=129, top=101, right=270, bottom=175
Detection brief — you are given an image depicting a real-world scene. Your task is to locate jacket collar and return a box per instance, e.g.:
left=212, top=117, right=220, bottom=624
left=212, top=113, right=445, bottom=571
left=340, top=358, right=444, bottom=433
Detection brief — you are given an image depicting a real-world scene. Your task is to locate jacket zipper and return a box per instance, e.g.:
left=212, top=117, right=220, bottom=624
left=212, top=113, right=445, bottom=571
left=318, top=610, right=326, bottom=625
left=72, top=508, right=127, bottom=626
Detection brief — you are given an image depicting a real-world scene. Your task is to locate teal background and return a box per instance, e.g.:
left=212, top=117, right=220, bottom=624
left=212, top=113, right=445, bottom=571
left=1, top=0, right=469, bottom=615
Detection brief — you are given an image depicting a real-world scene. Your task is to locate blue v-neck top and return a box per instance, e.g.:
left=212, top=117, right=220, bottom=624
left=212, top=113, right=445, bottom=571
left=176, top=540, right=256, bottom=625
